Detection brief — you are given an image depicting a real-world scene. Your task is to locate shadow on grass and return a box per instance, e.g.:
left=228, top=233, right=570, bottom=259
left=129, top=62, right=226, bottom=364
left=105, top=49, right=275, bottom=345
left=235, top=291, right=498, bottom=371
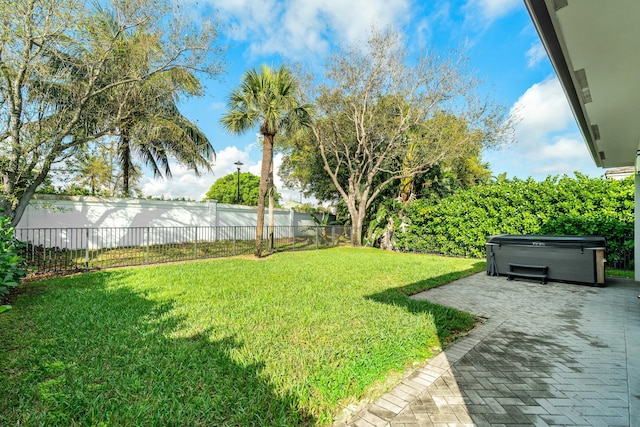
left=0, top=270, right=315, bottom=426
left=364, top=262, right=485, bottom=345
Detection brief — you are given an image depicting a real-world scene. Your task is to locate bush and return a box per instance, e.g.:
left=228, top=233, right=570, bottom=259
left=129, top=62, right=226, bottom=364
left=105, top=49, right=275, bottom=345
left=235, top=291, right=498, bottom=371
left=0, top=215, right=27, bottom=307
left=393, top=174, right=634, bottom=265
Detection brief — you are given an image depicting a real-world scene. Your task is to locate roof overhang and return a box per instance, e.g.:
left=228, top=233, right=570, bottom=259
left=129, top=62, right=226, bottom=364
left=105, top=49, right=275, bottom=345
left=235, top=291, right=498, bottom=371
left=523, top=0, right=640, bottom=168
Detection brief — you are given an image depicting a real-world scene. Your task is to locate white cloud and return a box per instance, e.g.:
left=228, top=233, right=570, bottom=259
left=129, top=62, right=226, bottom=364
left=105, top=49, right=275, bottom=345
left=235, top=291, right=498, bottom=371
left=509, top=76, right=574, bottom=150
left=485, top=77, right=602, bottom=180
left=140, top=164, right=215, bottom=201
left=525, top=42, right=546, bottom=68
left=140, top=145, right=315, bottom=204
left=205, top=0, right=411, bottom=59
left=140, top=145, right=256, bottom=201
left=537, top=136, right=591, bottom=161
left=533, top=161, right=584, bottom=176
left=211, top=144, right=255, bottom=177
left=464, top=0, right=520, bottom=23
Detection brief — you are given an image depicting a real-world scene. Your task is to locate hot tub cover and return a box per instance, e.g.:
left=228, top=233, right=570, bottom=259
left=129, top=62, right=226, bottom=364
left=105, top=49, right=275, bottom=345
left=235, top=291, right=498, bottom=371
left=486, top=234, right=606, bottom=285
left=486, top=234, right=606, bottom=249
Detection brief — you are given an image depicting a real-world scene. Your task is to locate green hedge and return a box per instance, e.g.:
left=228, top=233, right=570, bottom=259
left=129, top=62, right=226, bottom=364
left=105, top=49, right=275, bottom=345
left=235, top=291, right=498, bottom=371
left=0, top=215, right=26, bottom=311
left=393, top=174, right=634, bottom=267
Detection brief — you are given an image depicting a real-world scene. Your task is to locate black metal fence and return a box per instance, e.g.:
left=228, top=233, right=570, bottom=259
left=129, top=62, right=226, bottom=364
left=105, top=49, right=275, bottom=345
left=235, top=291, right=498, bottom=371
left=16, top=225, right=352, bottom=274
left=606, top=248, right=634, bottom=271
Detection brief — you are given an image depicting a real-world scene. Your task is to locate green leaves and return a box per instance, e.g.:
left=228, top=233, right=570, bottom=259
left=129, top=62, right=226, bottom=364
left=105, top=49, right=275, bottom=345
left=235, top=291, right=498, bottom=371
left=203, top=172, right=280, bottom=206
left=220, top=64, right=311, bottom=256
left=220, top=64, right=311, bottom=138
left=1, top=0, right=225, bottom=223
left=394, top=175, right=634, bottom=266
left=0, top=215, right=27, bottom=307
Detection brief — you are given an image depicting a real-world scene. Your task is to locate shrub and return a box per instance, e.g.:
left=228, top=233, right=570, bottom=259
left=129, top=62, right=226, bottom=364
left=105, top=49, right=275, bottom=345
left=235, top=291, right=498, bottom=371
left=0, top=215, right=27, bottom=307
left=393, top=174, right=634, bottom=265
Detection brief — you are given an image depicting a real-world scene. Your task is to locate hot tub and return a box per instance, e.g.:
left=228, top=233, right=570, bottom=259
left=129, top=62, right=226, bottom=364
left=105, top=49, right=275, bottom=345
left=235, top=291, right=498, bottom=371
left=486, top=234, right=606, bottom=286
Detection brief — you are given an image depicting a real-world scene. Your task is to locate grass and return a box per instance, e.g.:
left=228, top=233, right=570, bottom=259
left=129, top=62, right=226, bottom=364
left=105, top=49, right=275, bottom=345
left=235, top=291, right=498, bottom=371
left=25, top=235, right=351, bottom=273
left=1, top=247, right=484, bottom=426
left=606, top=268, right=634, bottom=279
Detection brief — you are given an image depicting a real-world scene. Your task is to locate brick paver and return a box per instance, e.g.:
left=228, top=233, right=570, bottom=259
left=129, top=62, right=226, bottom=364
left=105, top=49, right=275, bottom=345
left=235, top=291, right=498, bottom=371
left=336, top=274, right=640, bottom=427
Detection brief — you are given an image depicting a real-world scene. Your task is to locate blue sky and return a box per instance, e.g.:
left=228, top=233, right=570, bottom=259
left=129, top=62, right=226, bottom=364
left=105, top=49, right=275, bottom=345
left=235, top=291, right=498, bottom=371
left=141, top=0, right=603, bottom=202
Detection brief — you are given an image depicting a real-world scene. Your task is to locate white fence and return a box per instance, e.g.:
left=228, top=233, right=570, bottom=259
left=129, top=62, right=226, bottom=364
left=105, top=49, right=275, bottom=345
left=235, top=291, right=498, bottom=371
left=15, top=194, right=317, bottom=249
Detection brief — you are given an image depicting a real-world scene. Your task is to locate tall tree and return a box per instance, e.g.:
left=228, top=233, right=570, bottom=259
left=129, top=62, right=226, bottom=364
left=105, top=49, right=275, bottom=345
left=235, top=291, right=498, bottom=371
left=220, top=65, right=312, bottom=257
left=74, top=151, right=114, bottom=196
left=107, top=39, right=215, bottom=196
left=296, top=30, right=510, bottom=245
left=0, top=0, right=223, bottom=226
left=282, top=114, right=493, bottom=205
left=203, top=172, right=281, bottom=206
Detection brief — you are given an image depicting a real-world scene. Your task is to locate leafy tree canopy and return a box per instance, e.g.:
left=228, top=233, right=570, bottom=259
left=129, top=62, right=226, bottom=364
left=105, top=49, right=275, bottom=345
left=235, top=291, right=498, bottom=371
left=281, top=114, right=493, bottom=204
left=0, top=0, right=224, bottom=226
left=204, top=172, right=281, bottom=206
left=281, top=30, right=510, bottom=245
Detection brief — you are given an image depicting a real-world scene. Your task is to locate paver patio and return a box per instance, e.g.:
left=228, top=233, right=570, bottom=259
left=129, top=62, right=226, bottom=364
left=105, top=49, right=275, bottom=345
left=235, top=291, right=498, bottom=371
left=337, top=274, right=640, bottom=427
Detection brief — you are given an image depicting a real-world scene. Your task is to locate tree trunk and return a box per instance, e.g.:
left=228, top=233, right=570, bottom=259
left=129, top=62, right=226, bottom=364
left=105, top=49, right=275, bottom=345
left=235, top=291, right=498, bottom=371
left=268, top=163, right=275, bottom=251
left=351, top=214, right=363, bottom=246
left=5, top=179, right=41, bottom=228
left=120, top=127, right=131, bottom=198
left=346, top=198, right=364, bottom=246
left=255, top=134, right=274, bottom=257
left=4, top=154, right=54, bottom=228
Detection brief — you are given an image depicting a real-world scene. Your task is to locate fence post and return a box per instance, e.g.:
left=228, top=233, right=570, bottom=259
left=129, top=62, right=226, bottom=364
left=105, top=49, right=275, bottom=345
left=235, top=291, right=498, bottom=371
left=233, top=226, right=237, bottom=256
left=214, top=202, right=219, bottom=242
left=194, top=226, right=198, bottom=259
left=315, top=226, right=319, bottom=249
left=332, top=226, right=335, bottom=246
left=85, top=228, right=89, bottom=271
left=270, top=229, right=274, bottom=252
left=146, top=227, right=150, bottom=264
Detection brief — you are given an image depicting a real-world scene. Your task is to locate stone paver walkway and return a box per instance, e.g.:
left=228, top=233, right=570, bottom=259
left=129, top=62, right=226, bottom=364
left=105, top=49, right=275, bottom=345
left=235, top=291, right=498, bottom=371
left=337, top=274, right=640, bottom=427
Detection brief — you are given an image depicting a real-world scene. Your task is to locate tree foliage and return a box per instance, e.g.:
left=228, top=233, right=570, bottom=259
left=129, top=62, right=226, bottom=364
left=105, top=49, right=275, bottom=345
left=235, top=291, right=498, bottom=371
left=283, top=121, right=492, bottom=197
left=0, top=215, right=26, bottom=308
left=39, top=140, right=129, bottom=197
left=204, top=172, right=281, bottom=206
left=220, top=65, right=312, bottom=257
left=391, top=174, right=633, bottom=267
left=0, top=0, right=224, bottom=226
left=111, top=67, right=215, bottom=197
left=283, top=30, right=510, bottom=245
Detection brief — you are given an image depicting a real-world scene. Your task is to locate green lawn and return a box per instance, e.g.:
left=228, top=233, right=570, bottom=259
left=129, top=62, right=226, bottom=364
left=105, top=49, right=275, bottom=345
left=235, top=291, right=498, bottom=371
left=25, top=235, right=351, bottom=273
left=606, top=268, right=634, bottom=279
left=0, top=247, right=484, bottom=426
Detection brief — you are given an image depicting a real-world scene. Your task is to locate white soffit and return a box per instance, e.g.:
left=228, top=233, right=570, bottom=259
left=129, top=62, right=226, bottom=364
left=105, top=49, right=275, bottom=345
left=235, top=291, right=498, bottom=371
left=527, top=0, right=640, bottom=168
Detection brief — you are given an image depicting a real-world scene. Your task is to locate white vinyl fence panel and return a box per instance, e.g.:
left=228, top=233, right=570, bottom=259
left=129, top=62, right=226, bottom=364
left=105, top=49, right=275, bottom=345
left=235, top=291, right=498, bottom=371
left=16, top=195, right=317, bottom=249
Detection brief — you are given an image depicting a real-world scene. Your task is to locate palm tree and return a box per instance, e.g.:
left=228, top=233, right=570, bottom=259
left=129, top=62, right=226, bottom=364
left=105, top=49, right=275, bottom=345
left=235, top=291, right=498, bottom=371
left=75, top=151, right=114, bottom=195
left=221, top=65, right=312, bottom=257
left=87, top=6, right=215, bottom=196
left=117, top=72, right=214, bottom=196
left=36, top=10, right=214, bottom=198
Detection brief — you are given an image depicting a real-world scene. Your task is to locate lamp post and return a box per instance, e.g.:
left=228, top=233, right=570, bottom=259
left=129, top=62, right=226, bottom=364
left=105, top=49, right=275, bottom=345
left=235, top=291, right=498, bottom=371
left=234, top=161, right=243, bottom=203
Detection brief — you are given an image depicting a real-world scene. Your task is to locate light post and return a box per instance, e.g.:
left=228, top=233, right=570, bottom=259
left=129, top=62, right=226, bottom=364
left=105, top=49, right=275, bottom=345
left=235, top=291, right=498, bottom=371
left=234, top=161, right=243, bottom=203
